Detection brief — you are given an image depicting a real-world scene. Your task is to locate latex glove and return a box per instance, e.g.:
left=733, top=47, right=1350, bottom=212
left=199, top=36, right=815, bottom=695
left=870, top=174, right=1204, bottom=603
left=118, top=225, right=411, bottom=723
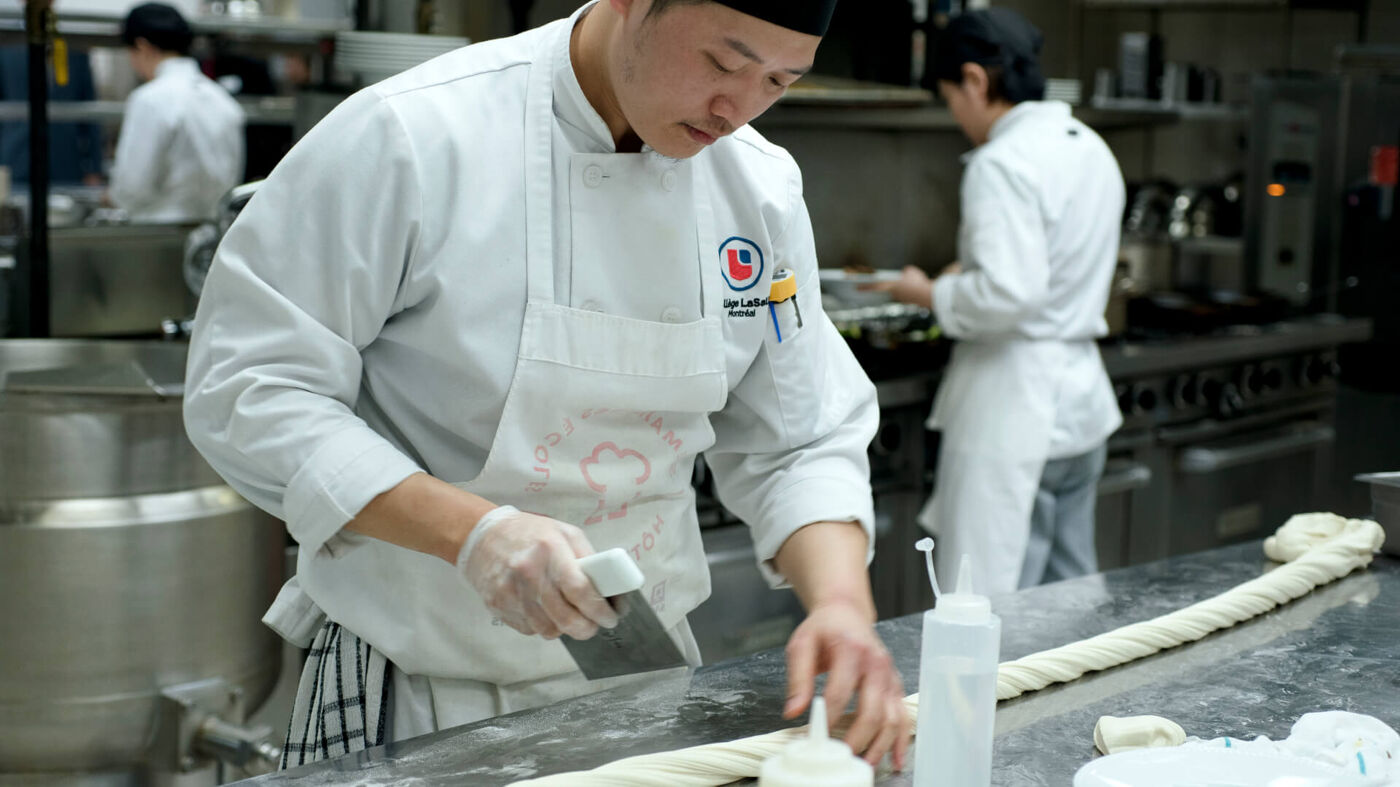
left=455, top=506, right=619, bottom=640
left=784, top=600, right=910, bottom=769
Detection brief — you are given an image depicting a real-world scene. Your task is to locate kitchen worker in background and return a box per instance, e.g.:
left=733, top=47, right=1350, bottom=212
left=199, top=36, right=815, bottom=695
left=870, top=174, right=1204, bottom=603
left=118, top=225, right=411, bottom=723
left=107, top=3, right=244, bottom=222
left=184, top=0, right=908, bottom=770
left=875, top=9, right=1125, bottom=595
left=0, top=44, right=104, bottom=187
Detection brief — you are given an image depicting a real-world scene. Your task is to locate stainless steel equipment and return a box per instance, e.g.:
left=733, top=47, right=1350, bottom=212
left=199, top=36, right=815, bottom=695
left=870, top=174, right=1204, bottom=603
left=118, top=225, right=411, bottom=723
left=1357, top=473, right=1400, bottom=557
left=1245, top=75, right=1342, bottom=308
left=42, top=223, right=194, bottom=337
left=1334, top=60, right=1400, bottom=393
left=0, top=340, right=283, bottom=784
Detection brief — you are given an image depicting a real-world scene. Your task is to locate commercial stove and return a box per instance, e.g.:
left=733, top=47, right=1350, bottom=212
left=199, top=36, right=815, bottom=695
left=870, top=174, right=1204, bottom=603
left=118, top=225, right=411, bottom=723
left=1098, top=315, right=1372, bottom=567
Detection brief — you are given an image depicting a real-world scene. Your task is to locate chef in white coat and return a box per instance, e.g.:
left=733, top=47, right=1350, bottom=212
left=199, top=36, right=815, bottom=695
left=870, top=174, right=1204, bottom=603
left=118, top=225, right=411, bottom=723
left=184, top=0, right=909, bottom=771
left=107, top=3, right=244, bottom=222
left=877, top=9, right=1124, bottom=596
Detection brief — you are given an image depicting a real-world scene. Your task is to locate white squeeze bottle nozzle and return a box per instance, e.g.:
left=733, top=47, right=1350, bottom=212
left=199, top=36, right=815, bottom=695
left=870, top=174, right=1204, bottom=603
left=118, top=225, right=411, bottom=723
left=914, top=547, right=1001, bottom=787
left=758, top=696, right=874, bottom=787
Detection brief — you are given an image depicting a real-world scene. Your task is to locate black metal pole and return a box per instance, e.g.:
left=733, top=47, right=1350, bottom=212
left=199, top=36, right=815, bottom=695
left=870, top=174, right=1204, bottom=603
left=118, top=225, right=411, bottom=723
left=22, top=0, right=51, bottom=338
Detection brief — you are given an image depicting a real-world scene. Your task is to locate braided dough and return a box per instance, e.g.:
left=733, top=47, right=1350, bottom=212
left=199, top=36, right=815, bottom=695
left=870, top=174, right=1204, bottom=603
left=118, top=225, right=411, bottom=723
left=510, top=515, right=1384, bottom=786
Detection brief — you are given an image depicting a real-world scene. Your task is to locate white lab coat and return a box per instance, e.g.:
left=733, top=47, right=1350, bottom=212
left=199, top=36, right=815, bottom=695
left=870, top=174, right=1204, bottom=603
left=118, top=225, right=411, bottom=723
left=109, top=57, right=245, bottom=222
left=921, top=101, right=1125, bottom=595
left=183, top=11, right=878, bottom=726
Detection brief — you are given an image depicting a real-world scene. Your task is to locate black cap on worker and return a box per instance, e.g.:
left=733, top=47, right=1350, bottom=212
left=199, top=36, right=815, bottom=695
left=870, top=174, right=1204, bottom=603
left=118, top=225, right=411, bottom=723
left=711, top=0, right=839, bottom=37
left=121, top=3, right=194, bottom=55
left=930, top=8, right=1045, bottom=104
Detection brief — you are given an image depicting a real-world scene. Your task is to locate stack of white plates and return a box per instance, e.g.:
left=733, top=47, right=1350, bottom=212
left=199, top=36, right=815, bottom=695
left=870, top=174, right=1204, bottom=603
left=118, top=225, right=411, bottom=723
left=1045, top=78, right=1082, bottom=106
left=335, top=31, right=470, bottom=81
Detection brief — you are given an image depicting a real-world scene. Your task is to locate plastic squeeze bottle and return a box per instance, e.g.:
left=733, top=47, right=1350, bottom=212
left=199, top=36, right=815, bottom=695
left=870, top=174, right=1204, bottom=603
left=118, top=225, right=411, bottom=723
left=758, top=696, right=873, bottom=787
left=914, top=541, right=1001, bottom=787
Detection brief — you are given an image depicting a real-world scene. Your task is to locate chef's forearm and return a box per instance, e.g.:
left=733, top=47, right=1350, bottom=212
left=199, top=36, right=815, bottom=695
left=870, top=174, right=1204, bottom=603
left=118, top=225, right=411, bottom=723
left=773, top=521, right=877, bottom=622
left=344, top=473, right=499, bottom=564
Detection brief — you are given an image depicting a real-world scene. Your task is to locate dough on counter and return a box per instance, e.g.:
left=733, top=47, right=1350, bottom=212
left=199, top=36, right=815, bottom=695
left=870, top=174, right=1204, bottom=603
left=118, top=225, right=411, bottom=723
left=1093, top=715, right=1187, bottom=754
left=510, top=515, right=1384, bottom=787
left=989, top=514, right=1382, bottom=702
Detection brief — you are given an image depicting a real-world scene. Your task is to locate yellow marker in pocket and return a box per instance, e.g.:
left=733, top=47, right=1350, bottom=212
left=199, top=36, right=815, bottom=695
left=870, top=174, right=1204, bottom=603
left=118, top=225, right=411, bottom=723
left=768, top=268, right=801, bottom=342
left=46, top=8, right=68, bottom=88
left=52, top=37, right=68, bottom=87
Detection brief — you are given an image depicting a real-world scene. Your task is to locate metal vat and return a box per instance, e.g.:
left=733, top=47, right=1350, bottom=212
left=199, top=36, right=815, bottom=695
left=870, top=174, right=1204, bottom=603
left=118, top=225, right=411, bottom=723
left=0, top=340, right=283, bottom=782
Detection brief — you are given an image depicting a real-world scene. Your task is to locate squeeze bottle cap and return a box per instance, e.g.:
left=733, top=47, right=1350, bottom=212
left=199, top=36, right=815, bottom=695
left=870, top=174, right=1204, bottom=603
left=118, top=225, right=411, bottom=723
left=930, top=553, right=992, bottom=624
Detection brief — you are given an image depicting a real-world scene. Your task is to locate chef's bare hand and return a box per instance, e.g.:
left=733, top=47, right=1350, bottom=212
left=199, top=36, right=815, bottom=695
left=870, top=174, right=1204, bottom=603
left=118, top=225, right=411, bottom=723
left=784, top=600, right=910, bottom=770
left=860, top=264, right=934, bottom=310
left=455, top=506, right=619, bottom=640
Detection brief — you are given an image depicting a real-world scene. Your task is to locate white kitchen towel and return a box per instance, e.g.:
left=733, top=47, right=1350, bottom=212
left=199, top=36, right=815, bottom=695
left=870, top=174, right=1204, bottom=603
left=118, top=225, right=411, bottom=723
left=1077, top=711, right=1400, bottom=786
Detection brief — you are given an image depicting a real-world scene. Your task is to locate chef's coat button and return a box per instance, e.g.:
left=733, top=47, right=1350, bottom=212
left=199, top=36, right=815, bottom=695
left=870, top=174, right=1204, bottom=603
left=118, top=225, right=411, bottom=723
left=660, top=306, right=684, bottom=323
left=583, top=165, right=604, bottom=188
left=660, top=171, right=678, bottom=192
left=581, top=299, right=604, bottom=313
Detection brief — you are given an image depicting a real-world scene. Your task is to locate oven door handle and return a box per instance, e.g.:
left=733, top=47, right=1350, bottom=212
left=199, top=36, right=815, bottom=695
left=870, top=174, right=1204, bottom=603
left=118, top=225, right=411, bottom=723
left=1177, top=425, right=1335, bottom=474
left=1097, top=461, right=1153, bottom=496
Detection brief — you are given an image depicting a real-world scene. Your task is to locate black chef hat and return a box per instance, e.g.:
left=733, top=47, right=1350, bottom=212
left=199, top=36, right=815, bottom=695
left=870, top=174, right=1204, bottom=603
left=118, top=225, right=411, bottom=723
left=930, top=8, right=1045, bottom=103
left=121, top=3, right=194, bottom=55
left=711, top=0, right=839, bottom=37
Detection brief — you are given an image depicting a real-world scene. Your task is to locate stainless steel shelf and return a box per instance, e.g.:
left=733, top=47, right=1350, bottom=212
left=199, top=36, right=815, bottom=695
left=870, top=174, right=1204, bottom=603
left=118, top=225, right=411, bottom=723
left=1082, top=0, right=1363, bottom=8
left=0, top=11, right=348, bottom=48
left=1081, top=0, right=1286, bottom=8
left=757, top=102, right=1190, bottom=132
left=1175, top=235, right=1246, bottom=256
left=777, top=76, right=933, bottom=108
left=755, top=104, right=956, bottom=130
left=1089, top=96, right=1250, bottom=122
left=0, top=96, right=295, bottom=125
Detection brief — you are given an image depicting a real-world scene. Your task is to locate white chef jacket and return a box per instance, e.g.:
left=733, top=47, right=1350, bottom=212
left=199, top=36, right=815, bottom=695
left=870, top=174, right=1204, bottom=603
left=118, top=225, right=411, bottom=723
left=109, top=57, right=245, bottom=223
left=931, top=100, right=1124, bottom=459
left=183, top=16, right=878, bottom=612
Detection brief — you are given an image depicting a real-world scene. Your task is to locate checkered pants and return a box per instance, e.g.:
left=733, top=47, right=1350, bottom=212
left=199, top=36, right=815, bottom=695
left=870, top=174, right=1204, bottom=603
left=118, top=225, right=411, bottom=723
left=280, top=621, right=389, bottom=770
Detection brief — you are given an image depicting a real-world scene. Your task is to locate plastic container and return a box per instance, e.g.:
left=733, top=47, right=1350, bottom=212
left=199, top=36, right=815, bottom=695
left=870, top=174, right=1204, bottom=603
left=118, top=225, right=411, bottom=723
left=914, top=548, right=1001, bottom=787
left=758, top=696, right=873, bottom=787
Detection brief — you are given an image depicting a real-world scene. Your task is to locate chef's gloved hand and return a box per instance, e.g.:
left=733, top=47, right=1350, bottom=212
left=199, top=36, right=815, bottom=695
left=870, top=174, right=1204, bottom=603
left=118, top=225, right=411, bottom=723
left=455, top=505, right=620, bottom=640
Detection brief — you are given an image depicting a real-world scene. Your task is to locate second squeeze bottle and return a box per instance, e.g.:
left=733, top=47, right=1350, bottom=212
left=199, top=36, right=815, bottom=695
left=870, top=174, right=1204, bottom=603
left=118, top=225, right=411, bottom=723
left=914, top=542, right=1001, bottom=787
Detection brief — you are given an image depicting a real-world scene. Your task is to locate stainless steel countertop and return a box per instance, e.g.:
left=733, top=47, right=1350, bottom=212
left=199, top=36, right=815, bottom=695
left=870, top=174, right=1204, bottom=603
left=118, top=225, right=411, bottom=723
left=236, top=541, right=1400, bottom=786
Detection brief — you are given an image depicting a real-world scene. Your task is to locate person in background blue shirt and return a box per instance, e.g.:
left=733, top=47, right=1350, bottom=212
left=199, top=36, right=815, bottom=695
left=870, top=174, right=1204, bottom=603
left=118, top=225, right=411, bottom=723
left=0, top=45, right=104, bottom=186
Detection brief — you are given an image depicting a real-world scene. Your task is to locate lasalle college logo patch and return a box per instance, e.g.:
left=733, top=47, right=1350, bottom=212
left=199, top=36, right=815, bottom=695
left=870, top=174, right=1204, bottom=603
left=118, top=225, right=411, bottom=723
left=719, top=236, right=764, bottom=291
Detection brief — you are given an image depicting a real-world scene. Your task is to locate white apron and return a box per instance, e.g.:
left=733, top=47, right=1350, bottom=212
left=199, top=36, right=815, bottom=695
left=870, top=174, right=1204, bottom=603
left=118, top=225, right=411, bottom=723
left=918, top=340, right=1065, bottom=595
left=270, top=16, right=728, bottom=724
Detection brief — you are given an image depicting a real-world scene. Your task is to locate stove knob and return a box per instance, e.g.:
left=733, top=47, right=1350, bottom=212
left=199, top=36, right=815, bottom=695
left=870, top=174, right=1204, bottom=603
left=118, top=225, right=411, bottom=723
left=1218, top=382, right=1245, bottom=417
left=1136, top=386, right=1158, bottom=413
left=1201, top=377, right=1223, bottom=403
left=1169, top=375, right=1198, bottom=409
left=1203, top=378, right=1242, bottom=418
left=1304, top=357, right=1328, bottom=386
left=1238, top=365, right=1264, bottom=397
left=1116, top=384, right=1135, bottom=415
